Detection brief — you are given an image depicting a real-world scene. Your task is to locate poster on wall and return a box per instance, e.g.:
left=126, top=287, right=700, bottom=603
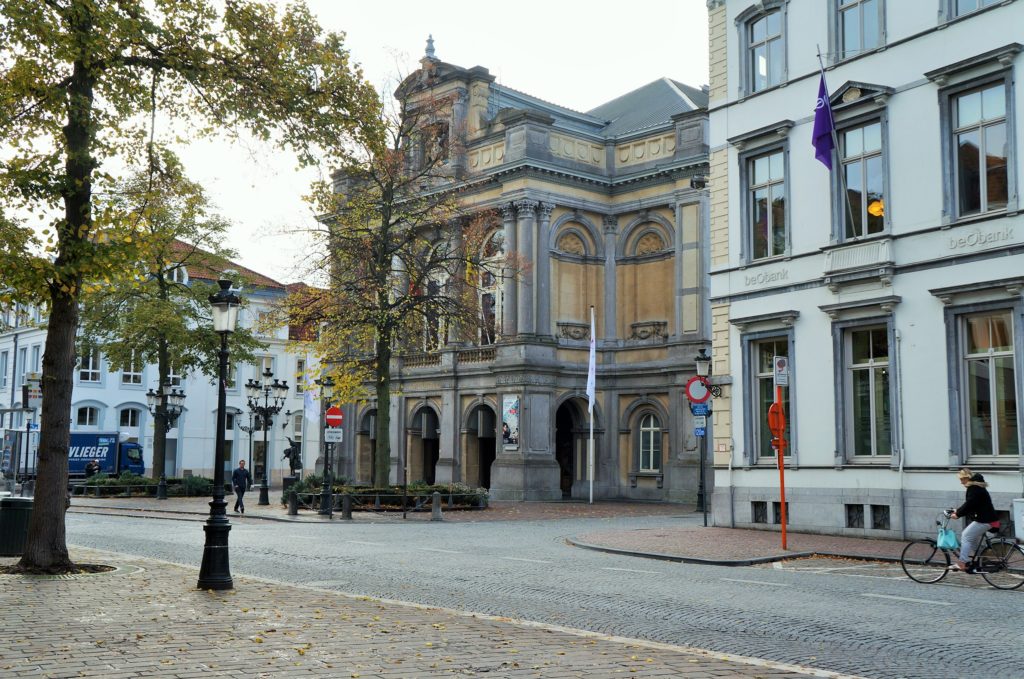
left=501, top=395, right=520, bottom=447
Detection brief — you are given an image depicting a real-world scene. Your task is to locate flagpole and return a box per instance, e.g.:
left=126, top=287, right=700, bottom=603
left=587, top=306, right=595, bottom=505
left=816, top=46, right=859, bottom=237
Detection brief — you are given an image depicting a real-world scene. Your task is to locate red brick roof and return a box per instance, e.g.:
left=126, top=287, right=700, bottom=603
left=169, top=239, right=285, bottom=290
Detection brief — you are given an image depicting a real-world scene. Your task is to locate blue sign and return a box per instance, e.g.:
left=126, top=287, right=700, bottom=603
left=694, top=427, right=706, bottom=437
left=690, top=403, right=710, bottom=416
left=29, top=423, right=39, bottom=431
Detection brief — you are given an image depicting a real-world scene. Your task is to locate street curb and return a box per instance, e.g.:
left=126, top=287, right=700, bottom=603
left=567, top=537, right=903, bottom=566
left=66, top=505, right=375, bottom=524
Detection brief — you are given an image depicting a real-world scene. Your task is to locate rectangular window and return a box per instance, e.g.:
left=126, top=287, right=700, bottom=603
left=840, top=121, right=885, bottom=238
left=121, top=352, right=143, bottom=385
left=292, top=413, right=303, bottom=441
left=17, top=347, right=27, bottom=387
left=751, top=501, right=768, bottom=524
left=0, top=351, right=7, bottom=389
left=294, top=359, right=306, bottom=393
left=845, top=503, right=865, bottom=528
left=77, top=407, right=98, bottom=427
left=225, top=412, right=235, bottom=430
left=871, top=504, right=890, bottom=530
left=78, top=346, right=100, bottom=382
left=846, top=326, right=891, bottom=456
left=119, top=409, right=139, bottom=428
left=962, top=310, right=1018, bottom=456
left=747, top=150, right=786, bottom=260
left=168, top=364, right=182, bottom=387
left=30, top=345, right=40, bottom=372
left=755, top=338, right=790, bottom=458
left=953, top=82, right=1008, bottom=217
left=955, top=0, right=999, bottom=16
left=772, top=501, right=789, bottom=525
left=837, top=0, right=881, bottom=59
left=748, top=11, right=783, bottom=92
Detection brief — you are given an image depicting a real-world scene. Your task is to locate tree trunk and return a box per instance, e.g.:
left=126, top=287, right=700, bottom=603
left=151, top=338, right=170, bottom=478
left=373, top=336, right=392, bottom=488
left=19, top=29, right=95, bottom=570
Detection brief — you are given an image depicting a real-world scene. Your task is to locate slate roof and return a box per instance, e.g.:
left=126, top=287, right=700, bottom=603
left=586, top=78, right=708, bottom=137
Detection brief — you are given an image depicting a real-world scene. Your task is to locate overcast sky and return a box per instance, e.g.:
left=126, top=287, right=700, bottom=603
left=176, top=0, right=710, bottom=283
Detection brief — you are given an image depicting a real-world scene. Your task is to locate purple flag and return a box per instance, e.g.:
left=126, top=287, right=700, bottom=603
left=812, top=74, right=834, bottom=170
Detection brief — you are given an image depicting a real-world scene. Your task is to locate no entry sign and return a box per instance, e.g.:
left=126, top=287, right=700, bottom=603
left=325, top=406, right=343, bottom=427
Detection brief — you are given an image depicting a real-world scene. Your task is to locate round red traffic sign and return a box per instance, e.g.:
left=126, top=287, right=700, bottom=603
left=684, top=376, right=712, bottom=404
left=325, top=406, right=343, bottom=427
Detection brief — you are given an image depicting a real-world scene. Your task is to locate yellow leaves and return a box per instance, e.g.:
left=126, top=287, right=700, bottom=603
left=252, top=637, right=263, bottom=643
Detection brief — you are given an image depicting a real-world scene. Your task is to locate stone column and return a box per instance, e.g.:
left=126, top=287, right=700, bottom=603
left=436, top=368, right=458, bottom=483
left=536, top=202, right=554, bottom=338
left=500, top=202, right=518, bottom=338
left=446, top=218, right=464, bottom=345
left=602, top=215, right=619, bottom=341
left=515, top=199, right=538, bottom=337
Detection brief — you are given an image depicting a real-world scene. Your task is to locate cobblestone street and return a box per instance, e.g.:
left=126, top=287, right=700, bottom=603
left=1, top=547, right=830, bottom=679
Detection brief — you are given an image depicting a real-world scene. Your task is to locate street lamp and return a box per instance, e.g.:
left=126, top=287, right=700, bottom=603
left=315, top=376, right=335, bottom=517
left=245, top=369, right=289, bottom=506
left=693, top=348, right=721, bottom=528
left=197, top=279, right=240, bottom=590
left=238, top=412, right=256, bottom=474
left=146, top=382, right=186, bottom=500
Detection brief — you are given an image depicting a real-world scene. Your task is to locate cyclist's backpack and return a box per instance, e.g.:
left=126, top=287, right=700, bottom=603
left=937, top=527, right=959, bottom=550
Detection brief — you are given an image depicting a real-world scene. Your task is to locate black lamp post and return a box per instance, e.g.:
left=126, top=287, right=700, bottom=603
left=146, top=382, right=186, bottom=500
left=316, top=376, right=335, bottom=517
left=245, top=369, right=289, bottom=506
left=239, top=411, right=256, bottom=474
left=694, top=347, right=721, bottom=528
left=197, top=279, right=240, bottom=590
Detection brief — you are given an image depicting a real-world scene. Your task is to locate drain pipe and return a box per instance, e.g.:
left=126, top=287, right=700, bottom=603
left=896, top=328, right=907, bottom=540
left=728, top=439, right=735, bottom=528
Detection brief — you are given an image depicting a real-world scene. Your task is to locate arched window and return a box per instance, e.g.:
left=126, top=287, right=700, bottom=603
left=638, top=413, right=662, bottom=472
left=478, top=229, right=505, bottom=345
left=77, top=406, right=99, bottom=427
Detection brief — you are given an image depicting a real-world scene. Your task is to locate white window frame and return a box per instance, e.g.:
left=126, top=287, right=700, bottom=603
left=843, top=325, right=892, bottom=458
left=740, top=328, right=795, bottom=465
left=292, top=412, right=303, bottom=442
left=838, top=118, right=887, bottom=240
left=0, top=351, right=7, bottom=389
left=119, top=408, right=140, bottom=428
left=78, top=346, right=101, bottom=383
left=168, top=364, right=183, bottom=387
left=959, top=309, right=1019, bottom=458
left=741, top=145, right=790, bottom=262
left=294, top=359, right=305, bottom=393
left=637, top=413, right=661, bottom=472
left=831, top=0, right=885, bottom=62
left=77, top=406, right=99, bottom=427
left=121, top=351, right=143, bottom=385
left=736, top=2, right=789, bottom=97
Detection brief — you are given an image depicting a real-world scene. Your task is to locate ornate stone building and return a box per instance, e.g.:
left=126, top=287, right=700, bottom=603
left=332, top=42, right=712, bottom=501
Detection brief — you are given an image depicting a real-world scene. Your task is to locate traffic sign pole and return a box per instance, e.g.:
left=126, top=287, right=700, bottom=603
left=768, top=385, right=789, bottom=551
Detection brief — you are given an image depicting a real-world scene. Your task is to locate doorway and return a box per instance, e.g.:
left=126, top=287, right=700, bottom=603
left=555, top=403, right=576, bottom=499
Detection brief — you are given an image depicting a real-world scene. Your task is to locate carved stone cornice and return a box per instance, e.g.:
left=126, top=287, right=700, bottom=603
left=557, top=321, right=590, bottom=341
left=628, top=320, right=668, bottom=341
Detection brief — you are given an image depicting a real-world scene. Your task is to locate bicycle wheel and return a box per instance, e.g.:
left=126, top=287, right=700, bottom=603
left=979, top=540, right=1024, bottom=590
left=900, top=540, right=950, bottom=583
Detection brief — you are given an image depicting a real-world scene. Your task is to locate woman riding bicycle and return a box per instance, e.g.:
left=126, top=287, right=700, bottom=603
left=950, top=467, right=999, bottom=571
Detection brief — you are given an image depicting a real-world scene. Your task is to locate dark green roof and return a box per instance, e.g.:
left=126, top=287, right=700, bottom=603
left=587, top=78, right=707, bottom=137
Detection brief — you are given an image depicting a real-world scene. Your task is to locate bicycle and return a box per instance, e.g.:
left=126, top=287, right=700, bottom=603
left=900, top=510, right=1024, bottom=589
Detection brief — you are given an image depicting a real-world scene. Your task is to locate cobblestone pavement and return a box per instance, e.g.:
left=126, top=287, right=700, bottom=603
left=0, top=547, right=839, bottom=679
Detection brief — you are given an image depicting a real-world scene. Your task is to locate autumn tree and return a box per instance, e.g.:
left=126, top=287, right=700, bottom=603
left=0, top=0, right=379, bottom=572
left=290, top=79, right=511, bottom=488
left=78, top=154, right=268, bottom=486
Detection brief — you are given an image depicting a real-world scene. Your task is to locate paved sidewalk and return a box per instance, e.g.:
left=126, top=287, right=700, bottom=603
left=0, top=548, right=850, bottom=679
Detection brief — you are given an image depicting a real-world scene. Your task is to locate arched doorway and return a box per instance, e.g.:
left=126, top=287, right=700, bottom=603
left=464, top=404, right=497, bottom=489
left=408, top=407, right=439, bottom=485
left=356, top=410, right=376, bottom=485
left=555, top=402, right=578, bottom=499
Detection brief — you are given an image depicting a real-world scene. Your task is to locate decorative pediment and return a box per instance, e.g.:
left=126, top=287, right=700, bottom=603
left=728, top=120, right=793, bottom=150
left=925, top=43, right=1022, bottom=87
left=829, top=81, right=895, bottom=111
left=819, top=295, right=901, bottom=320
left=929, top=277, right=1024, bottom=306
left=730, top=310, right=799, bottom=333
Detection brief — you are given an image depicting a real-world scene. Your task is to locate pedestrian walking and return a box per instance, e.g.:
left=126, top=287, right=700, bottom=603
left=232, top=460, right=252, bottom=514
left=84, top=459, right=100, bottom=478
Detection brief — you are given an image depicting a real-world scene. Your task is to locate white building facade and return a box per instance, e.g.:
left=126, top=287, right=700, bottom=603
left=0, top=269, right=322, bottom=487
left=708, top=0, right=1024, bottom=537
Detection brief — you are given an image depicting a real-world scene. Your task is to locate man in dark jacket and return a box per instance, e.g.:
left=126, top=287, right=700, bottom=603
left=951, top=468, right=999, bottom=570
left=231, top=460, right=252, bottom=514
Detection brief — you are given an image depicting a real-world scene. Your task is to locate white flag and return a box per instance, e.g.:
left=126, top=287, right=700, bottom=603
left=303, top=377, right=319, bottom=421
left=586, top=306, right=596, bottom=414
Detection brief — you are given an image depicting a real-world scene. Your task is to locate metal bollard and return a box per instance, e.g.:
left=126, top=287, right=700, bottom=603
left=287, top=492, right=298, bottom=516
left=431, top=491, right=443, bottom=522
left=374, top=493, right=381, bottom=510
left=341, top=493, right=352, bottom=520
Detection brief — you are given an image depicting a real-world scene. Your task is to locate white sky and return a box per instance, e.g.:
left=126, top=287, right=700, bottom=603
left=176, top=0, right=710, bottom=284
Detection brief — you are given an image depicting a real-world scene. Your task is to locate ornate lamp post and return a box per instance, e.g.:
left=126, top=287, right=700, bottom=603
left=197, top=279, right=240, bottom=590
left=693, top=348, right=721, bottom=528
left=245, top=369, right=289, bottom=506
left=315, top=376, right=335, bottom=517
left=146, top=382, right=186, bottom=500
